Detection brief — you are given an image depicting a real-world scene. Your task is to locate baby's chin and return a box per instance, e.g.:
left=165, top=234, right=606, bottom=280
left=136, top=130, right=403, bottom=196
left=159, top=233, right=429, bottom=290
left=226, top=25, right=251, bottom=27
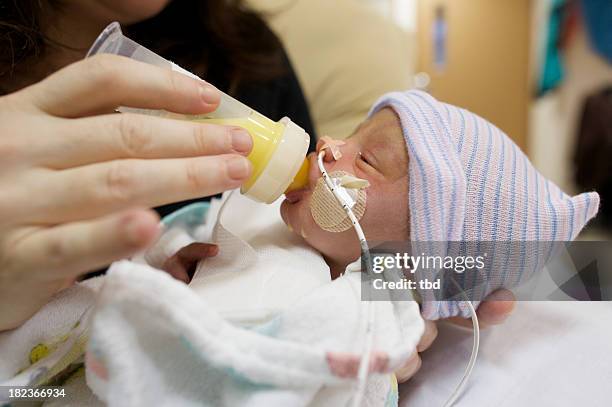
left=279, top=199, right=291, bottom=227
left=280, top=197, right=301, bottom=232
left=280, top=196, right=314, bottom=238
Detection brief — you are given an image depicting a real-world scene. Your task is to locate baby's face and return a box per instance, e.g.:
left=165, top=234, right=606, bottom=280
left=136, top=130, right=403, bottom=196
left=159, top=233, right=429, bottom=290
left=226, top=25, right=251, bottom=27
left=280, top=108, right=409, bottom=274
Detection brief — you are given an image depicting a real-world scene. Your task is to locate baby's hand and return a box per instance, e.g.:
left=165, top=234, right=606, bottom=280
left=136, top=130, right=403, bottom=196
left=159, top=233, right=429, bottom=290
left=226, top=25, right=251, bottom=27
left=325, top=351, right=390, bottom=378
left=162, top=243, right=219, bottom=284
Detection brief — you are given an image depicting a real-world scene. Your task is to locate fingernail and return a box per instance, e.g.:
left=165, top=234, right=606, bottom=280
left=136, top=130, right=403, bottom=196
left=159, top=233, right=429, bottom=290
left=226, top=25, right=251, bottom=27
left=231, top=128, right=253, bottom=154
left=226, top=156, right=252, bottom=181
left=200, top=85, right=220, bottom=105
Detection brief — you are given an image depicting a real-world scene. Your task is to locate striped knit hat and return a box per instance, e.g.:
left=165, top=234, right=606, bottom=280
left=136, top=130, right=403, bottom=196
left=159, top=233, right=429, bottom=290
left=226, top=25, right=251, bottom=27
left=369, top=90, right=600, bottom=320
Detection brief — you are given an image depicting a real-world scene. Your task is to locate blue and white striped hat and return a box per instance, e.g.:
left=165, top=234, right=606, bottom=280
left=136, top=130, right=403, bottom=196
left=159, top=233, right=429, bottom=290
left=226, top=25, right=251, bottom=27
left=369, top=90, right=600, bottom=320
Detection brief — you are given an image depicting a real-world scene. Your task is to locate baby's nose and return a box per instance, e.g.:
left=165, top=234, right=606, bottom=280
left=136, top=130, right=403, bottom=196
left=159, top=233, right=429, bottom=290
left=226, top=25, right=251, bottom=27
left=307, top=152, right=322, bottom=188
left=315, top=140, right=336, bottom=163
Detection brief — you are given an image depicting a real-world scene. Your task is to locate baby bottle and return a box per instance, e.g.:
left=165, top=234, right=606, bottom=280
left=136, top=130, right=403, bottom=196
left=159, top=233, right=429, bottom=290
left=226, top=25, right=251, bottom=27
left=87, top=22, right=310, bottom=204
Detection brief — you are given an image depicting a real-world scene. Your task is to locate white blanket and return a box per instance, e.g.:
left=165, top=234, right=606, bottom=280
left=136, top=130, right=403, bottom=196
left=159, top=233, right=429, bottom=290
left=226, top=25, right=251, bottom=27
left=0, top=192, right=425, bottom=407
left=87, top=193, right=424, bottom=406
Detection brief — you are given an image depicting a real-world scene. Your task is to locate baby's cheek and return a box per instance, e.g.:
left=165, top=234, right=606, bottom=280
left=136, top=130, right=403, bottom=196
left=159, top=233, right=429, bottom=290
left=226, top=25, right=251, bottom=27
left=360, top=181, right=409, bottom=242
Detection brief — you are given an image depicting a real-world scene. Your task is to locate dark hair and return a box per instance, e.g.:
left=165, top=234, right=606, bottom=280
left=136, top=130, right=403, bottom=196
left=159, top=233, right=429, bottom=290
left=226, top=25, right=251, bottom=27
left=0, top=0, right=285, bottom=94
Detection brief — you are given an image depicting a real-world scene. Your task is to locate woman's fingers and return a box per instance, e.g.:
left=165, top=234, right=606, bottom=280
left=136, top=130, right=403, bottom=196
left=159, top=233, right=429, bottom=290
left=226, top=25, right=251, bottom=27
left=476, top=289, right=516, bottom=326
left=26, top=155, right=252, bottom=224
left=395, top=352, right=422, bottom=383
left=20, top=55, right=220, bottom=118
left=447, top=289, right=516, bottom=328
left=13, top=209, right=160, bottom=279
left=34, top=114, right=252, bottom=169
left=394, top=321, right=436, bottom=383
left=416, top=320, right=438, bottom=352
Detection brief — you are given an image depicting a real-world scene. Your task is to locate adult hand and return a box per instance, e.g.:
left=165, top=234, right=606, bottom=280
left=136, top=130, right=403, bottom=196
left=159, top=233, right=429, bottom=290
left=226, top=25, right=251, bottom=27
left=0, top=55, right=253, bottom=331
left=395, top=289, right=515, bottom=382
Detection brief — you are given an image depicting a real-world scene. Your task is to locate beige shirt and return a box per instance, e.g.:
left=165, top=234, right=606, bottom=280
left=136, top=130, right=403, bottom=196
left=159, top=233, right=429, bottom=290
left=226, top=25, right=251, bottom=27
left=248, top=0, right=415, bottom=139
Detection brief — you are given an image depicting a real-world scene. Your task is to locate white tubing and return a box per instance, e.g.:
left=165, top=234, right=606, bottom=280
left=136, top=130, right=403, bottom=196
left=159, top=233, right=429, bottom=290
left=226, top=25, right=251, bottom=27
left=316, top=151, right=479, bottom=407
left=443, top=280, right=480, bottom=407
left=315, top=152, right=374, bottom=407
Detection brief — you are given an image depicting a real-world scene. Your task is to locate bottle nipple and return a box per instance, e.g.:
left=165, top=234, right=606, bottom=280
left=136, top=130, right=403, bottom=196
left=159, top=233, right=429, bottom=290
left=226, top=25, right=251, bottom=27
left=285, top=158, right=310, bottom=193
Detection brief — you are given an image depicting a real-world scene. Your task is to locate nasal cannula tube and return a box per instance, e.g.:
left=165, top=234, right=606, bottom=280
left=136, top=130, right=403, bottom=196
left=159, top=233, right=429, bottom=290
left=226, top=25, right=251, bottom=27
left=87, top=22, right=310, bottom=204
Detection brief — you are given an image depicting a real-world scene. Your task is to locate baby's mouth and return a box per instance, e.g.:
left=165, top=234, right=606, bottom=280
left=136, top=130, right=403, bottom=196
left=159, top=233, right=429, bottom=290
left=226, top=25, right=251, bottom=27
left=285, top=153, right=321, bottom=204
left=285, top=188, right=309, bottom=204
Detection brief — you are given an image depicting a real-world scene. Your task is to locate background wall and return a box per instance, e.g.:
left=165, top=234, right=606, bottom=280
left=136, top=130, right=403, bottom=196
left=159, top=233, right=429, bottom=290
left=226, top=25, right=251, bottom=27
left=358, top=0, right=418, bottom=32
left=250, top=0, right=610, bottom=238
left=416, top=0, right=531, bottom=150
left=249, top=0, right=417, bottom=138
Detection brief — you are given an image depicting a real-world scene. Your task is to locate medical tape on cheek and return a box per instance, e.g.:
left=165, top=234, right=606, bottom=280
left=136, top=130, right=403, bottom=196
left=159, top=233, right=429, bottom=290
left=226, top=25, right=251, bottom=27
left=310, top=171, right=368, bottom=232
left=320, top=136, right=346, bottom=160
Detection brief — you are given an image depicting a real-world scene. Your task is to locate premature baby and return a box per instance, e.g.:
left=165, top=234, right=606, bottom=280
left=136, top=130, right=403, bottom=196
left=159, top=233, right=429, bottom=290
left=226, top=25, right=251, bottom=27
left=166, top=90, right=600, bottom=320
left=82, top=89, right=602, bottom=406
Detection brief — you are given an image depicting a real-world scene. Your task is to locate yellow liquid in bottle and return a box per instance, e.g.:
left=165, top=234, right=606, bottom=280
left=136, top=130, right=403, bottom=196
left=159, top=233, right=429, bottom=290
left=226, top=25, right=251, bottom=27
left=285, top=157, right=310, bottom=192
left=194, top=114, right=310, bottom=195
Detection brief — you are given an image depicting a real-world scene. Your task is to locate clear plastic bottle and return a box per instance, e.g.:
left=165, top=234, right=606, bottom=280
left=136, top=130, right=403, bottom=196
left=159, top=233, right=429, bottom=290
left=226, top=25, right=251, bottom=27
left=87, top=22, right=310, bottom=204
